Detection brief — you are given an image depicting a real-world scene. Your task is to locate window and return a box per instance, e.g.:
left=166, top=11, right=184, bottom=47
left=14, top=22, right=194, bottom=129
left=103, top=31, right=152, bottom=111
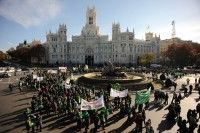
left=77, top=47, right=79, bottom=52
left=122, top=47, right=125, bottom=52
left=89, top=17, right=93, bottom=24
left=130, top=47, right=133, bottom=52
left=129, top=35, right=133, bottom=40
left=53, top=48, right=56, bottom=52
left=121, top=36, right=125, bottom=40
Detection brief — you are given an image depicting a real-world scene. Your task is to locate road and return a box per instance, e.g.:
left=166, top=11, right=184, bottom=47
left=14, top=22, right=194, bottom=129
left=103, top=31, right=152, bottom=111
left=0, top=73, right=200, bottom=133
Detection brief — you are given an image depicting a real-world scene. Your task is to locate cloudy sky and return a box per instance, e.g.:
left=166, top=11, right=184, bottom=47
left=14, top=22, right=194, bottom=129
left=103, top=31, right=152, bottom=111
left=0, top=0, right=199, bottom=51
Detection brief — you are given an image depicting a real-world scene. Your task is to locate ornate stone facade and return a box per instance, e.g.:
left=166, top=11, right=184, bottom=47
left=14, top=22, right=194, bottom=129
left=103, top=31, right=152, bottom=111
left=45, top=7, right=160, bottom=65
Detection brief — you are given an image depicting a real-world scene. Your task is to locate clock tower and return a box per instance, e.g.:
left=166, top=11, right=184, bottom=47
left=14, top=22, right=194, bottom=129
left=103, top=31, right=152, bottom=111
left=81, top=6, right=99, bottom=37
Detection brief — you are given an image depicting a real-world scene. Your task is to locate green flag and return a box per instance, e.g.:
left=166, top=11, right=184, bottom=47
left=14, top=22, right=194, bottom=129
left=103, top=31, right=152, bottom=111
left=135, top=88, right=151, bottom=105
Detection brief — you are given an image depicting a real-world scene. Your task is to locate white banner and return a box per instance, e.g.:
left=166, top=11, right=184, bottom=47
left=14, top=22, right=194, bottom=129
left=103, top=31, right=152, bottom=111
left=59, top=67, right=67, bottom=73
left=37, top=77, right=44, bottom=81
left=65, top=83, right=71, bottom=89
left=110, top=88, right=128, bottom=98
left=47, top=69, right=58, bottom=74
left=33, top=74, right=37, bottom=79
left=81, top=96, right=105, bottom=110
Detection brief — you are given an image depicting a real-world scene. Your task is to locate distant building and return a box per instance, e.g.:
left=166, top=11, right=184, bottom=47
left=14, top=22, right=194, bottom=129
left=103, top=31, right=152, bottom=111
left=45, top=7, right=160, bottom=65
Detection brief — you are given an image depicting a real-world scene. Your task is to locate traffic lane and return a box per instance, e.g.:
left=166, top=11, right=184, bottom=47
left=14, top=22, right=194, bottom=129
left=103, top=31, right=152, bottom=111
left=0, top=74, right=32, bottom=133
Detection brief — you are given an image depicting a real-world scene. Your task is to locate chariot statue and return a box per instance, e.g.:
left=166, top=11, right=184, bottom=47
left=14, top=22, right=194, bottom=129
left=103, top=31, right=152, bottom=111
left=102, top=61, right=126, bottom=77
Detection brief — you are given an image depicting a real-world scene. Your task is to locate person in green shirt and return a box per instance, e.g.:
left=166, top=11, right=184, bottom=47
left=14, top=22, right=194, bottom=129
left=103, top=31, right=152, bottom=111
left=145, top=119, right=154, bottom=133
left=26, top=117, right=32, bottom=133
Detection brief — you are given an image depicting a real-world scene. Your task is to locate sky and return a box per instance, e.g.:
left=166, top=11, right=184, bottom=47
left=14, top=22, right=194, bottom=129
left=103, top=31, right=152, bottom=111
left=0, top=0, right=200, bottom=52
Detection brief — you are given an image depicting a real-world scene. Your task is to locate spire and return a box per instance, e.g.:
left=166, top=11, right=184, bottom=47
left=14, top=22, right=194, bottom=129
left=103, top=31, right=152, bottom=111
left=146, top=25, right=150, bottom=33
left=126, top=27, right=129, bottom=32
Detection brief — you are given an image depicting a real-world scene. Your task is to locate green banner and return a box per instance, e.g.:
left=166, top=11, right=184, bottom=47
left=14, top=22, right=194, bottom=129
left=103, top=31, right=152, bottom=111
left=175, top=72, right=184, bottom=76
left=135, top=88, right=151, bottom=105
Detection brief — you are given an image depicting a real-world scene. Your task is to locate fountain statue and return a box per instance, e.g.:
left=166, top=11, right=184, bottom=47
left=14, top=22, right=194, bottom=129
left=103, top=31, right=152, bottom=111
left=102, top=61, right=126, bottom=78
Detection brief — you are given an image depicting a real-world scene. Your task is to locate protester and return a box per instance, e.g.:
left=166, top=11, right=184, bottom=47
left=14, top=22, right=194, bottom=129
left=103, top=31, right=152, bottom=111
left=187, top=78, right=190, bottom=85
left=189, top=85, right=193, bottom=94
left=179, top=119, right=188, bottom=133
left=36, top=114, right=42, bottom=132
left=93, top=111, right=99, bottom=132
left=145, top=119, right=154, bottom=133
left=196, top=103, right=200, bottom=120
left=198, top=125, right=200, bottom=133
left=164, top=92, right=169, bottom=105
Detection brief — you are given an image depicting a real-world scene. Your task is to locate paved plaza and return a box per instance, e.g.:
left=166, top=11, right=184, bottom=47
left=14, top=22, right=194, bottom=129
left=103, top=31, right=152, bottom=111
left=0, top=72, right=200, bottom=133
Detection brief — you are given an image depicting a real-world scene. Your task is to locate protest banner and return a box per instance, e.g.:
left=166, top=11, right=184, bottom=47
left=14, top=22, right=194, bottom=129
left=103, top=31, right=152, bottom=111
left=65, top=83, right=71, bottom=89
left=47, top=69, right=58, bottom=74
left=110, top=88, right=128, bottom=97
left=135, top=88, right=151, bottom=105
left=37, top=77, right=44, bottom=81
left=33, top=74, right=37, bottom=79
left=81, top=96, right=105, bottom=110
left=59, top=67, right=67, bottom=73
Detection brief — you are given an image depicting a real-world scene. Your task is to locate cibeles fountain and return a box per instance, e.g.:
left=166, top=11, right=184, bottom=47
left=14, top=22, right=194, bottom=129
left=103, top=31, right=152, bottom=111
left=77, top=62, right=152, bottom=90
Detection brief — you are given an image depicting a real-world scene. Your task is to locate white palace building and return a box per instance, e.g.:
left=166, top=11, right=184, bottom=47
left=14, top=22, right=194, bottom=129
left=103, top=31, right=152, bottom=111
left=45, top=7, right=160, bottom=65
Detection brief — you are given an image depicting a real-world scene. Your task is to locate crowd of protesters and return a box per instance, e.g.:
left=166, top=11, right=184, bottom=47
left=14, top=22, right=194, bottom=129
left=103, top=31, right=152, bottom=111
left=8, top=67, right=200, bottom=133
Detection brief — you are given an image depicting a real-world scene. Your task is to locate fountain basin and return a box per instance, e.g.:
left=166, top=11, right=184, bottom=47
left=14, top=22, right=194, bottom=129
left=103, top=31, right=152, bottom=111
left=77, top=72, right=152, bottom=90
